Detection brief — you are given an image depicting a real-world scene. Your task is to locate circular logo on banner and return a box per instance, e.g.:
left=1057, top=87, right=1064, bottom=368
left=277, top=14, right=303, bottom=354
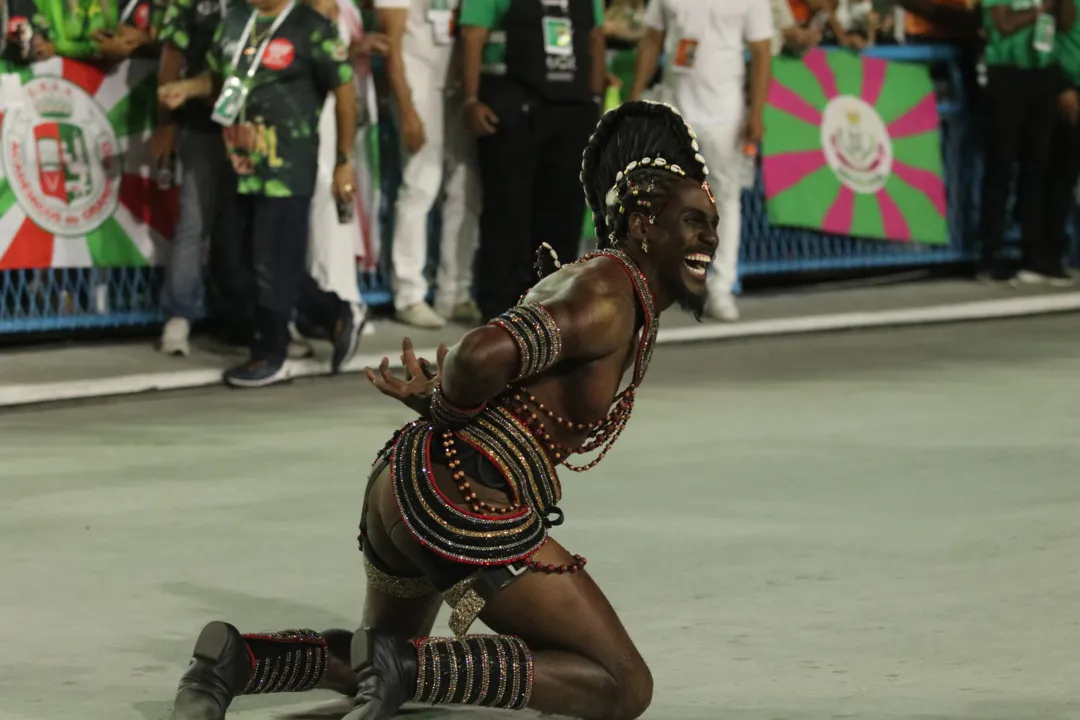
left=0, top=77, right=121, bottom=236
left=820, top=96, right=892, bottom=194
left=262, top=38, right=295, bottom=71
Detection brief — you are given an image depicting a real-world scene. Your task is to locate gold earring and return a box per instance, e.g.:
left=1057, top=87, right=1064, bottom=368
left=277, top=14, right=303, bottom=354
left=641, top=238, right=649, bottom=253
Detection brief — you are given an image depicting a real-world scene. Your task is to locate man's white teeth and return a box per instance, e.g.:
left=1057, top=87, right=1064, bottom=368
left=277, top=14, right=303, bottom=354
left=683, top=253, right=710, bottom=277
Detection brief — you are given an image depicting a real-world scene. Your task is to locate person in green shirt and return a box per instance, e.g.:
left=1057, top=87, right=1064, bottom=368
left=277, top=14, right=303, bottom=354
left=458, top=0, right=608, bottom=321
left=1041, top=0, right=1080, bottom=282
left=979, top=0, right=1069, bottom=281
left=159, top=0, right=367, bottom=387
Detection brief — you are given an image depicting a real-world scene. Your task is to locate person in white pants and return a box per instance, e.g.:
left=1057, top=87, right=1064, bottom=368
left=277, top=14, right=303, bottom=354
left=378, top=0, right=481, bottom=329
left=631, top=0, right=773, bottom=321
left=309, top=0, right=369, bottom=308
left=297, top=0, right=387, bottom=357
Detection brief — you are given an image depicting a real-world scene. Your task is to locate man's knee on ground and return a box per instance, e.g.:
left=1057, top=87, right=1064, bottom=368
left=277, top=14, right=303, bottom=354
left=607, top=660, right=653, bottom=720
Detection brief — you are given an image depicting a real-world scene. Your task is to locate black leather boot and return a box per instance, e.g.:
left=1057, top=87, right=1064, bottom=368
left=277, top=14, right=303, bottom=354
left=344, top=627, right=418, bottom=720
left=171, top=621, right=331, bottom=720
left=172, top=621, right=252, bottom=720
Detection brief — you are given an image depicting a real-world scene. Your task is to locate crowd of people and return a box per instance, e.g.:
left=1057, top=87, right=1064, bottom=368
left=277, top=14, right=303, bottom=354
left=1, top=0, right=1077, bottom=388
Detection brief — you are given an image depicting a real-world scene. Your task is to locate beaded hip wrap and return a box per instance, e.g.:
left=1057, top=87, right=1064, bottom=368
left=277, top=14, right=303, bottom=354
left=390, top=405, right=562, bottom=566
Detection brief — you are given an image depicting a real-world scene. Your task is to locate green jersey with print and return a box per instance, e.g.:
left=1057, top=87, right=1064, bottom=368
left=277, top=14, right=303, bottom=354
left=1056, top=0, right=1080, bottom=84
left=458, top=0, right=604, bottom=71
left=982, top=0, right=1053, bottom=69
left=161, top=0, right=230, bottom=130
left=32, top=0, right=110, bottom=58
left=207, top=2, right=353, bottom=197
left=33, top=0, right=167, bottom=57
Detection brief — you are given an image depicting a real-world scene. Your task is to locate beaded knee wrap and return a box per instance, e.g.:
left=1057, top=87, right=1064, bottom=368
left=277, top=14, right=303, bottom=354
left=240, top=630, right=329, bottom=694
left=489, top=302, right=563, bottom=382
left=363, top=556, right=435, bottom=599
left=412, top=635, right=534, bottom=710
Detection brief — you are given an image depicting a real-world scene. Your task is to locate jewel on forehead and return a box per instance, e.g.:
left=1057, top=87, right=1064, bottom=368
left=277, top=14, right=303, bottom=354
left=702, top=181, right=715, bottom=204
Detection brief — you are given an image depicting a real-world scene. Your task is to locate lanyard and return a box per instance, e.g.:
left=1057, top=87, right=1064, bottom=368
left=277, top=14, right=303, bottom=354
left=230, top=1, right=295, bottom=79
left=119, top=0, right=140, bottom=24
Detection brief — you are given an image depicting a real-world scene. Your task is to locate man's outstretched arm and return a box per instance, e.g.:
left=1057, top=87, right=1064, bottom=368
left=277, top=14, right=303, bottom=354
left=439, top=272, right=638, bottom=409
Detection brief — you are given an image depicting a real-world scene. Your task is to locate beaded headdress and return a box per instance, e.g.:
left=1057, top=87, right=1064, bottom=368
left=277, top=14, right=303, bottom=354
left=580, top=100, right=713, bottom=247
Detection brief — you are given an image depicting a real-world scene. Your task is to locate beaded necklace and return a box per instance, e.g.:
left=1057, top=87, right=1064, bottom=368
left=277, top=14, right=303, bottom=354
left=503, top=248, right=658, bottom=473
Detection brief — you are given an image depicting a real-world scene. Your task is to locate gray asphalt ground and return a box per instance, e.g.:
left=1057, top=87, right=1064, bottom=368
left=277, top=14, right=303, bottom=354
left=3, top=315, right=1080, bottom=720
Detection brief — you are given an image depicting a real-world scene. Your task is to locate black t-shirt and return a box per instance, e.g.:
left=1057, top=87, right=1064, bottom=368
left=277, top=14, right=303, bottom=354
left=207, top=2, right=352, bottom=197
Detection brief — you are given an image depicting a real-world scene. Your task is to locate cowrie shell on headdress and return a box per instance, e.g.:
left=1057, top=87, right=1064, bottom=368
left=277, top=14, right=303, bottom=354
left=694, top=153, right=705, bottom=164
left=691, top=140, right=699, bottom=151
left=616, top=171, right=624, bottom=181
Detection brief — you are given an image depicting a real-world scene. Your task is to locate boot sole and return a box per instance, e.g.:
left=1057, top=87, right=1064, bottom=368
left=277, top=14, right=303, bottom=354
left=192, top=621, right=237, bottom=664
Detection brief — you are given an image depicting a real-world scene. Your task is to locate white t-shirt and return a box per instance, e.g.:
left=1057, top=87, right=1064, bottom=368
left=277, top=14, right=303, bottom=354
left=374, top=0, right=459, bottom=77
left=643, top=0, right=774, bottom=126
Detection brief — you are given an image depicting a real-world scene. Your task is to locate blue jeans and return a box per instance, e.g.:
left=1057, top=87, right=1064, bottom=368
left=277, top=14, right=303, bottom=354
left=161, top=130, right=234, bottom=320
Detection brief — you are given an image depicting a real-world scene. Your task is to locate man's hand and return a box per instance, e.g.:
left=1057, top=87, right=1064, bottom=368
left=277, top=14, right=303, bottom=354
left=841, top=32, right=867, bottom=50
left=31, top=36, right=56, bottom=60
left=150, top=123, right=178, bottom=169
left=116, top=23, right=149, bottom=46
left=93, top=30, right=141, bottom=60
left=158, top=80, right=191, bottom=109
left=465, top=101, right=499, bottom=136
left=798, top=26, right=824, bottom=48
left=353, top=32, right=390, bottom=57
left=1060, top=88, right=1080, bottom=124
left=400, top=107, right=426, bottom=154
left=333, top=161, right=356, bottom=205
left=365, top=338, right=449, bottom=418
left=742, top=113, right=764, bottom=145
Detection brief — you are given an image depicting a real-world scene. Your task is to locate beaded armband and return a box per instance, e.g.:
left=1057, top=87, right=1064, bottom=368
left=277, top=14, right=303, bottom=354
left=430, top=385, right=486, bottom=429
left=488, top=302, right=563, bottom=382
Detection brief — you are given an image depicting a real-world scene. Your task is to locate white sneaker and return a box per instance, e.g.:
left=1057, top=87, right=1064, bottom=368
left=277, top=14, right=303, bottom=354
left=705, top=294, right=740, bottom=322
left=1016, top=269, right=1078, bottom=288
left=396, top=302, right=446, bottom=329
left=160, top=317, right=191, bottom=356
left=287, top=339, right=315, bottom=359
left=447, top=299, right=482, bottom=325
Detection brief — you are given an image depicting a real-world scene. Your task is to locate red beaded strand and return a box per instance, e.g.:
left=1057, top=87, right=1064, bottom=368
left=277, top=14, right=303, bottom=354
left=524, top=553, right=587, bottom=575
left=441, top=431, right=522, bottom=515
left=504, top=387, right=639, bottom=473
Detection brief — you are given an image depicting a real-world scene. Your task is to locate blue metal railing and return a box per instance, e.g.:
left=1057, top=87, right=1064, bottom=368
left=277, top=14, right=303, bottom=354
left=0, top=44, right=1012, bottom=336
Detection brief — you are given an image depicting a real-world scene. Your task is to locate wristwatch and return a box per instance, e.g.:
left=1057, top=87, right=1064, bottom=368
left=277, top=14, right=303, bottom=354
left=336, top=151, right=353, bottom=167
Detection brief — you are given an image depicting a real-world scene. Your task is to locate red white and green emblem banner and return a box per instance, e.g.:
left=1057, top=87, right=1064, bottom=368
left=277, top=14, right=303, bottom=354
left=762, top=49, right=948, bottom=245
left=0, top=58, right=179, bottom=269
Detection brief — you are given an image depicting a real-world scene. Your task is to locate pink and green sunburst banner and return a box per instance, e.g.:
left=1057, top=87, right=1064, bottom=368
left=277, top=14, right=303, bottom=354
left=0, top=57, right=178, bottom=270
left=762, top=49, right=948, bottom=245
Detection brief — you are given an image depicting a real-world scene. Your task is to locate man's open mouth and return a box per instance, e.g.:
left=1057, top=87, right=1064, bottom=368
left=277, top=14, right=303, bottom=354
left=683, top=253, right=711, bottom=278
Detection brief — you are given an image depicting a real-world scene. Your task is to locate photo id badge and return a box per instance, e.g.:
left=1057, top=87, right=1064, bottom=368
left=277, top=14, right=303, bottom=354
left=542, top=16, right=573, bottom=56
left=212, top=76, right=249, bottom=126
left=671, top=38, right=699, bottom=73
left=1033, top=12, right=1055, bottom=54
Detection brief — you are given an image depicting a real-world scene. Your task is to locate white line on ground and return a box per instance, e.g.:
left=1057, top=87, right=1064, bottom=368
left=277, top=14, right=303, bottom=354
left=2, top=291, right=1079, bottom=408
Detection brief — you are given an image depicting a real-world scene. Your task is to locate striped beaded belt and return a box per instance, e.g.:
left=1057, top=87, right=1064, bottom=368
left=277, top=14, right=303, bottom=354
left=390, top=406, right=561, bottom=567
